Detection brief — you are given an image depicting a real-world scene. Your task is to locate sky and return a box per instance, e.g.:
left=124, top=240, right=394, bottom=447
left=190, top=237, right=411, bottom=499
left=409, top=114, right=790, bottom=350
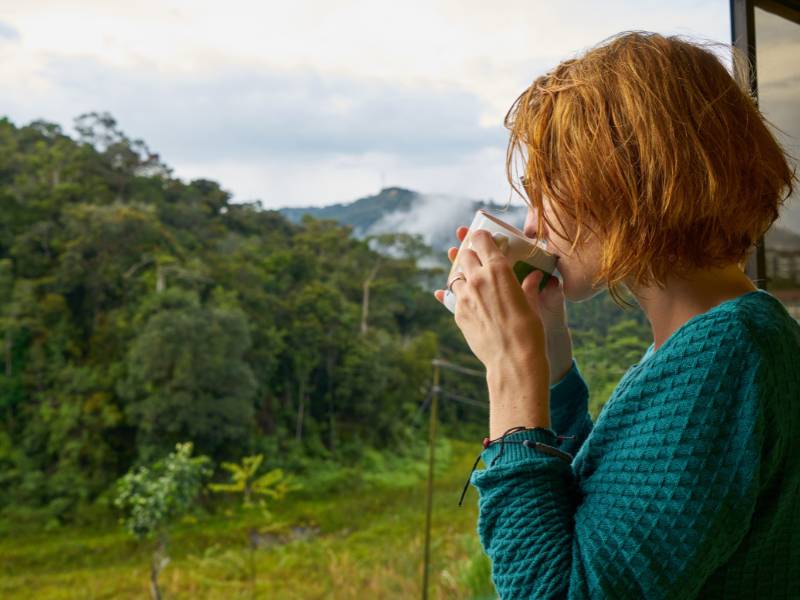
left=0, top=1, right=743, bottom=209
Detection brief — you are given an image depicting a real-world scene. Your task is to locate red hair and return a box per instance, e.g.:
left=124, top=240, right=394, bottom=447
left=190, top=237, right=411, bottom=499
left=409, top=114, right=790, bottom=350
left=505, top=31, right=796, bottom=308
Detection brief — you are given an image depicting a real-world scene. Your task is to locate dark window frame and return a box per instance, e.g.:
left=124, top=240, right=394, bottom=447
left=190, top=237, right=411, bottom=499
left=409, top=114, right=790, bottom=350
left=730, top=0, right=800, bottom=289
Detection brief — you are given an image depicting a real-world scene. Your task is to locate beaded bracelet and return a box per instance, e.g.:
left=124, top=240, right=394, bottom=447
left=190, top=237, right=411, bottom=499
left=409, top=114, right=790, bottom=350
left=457, top=426, right=575, bottom=507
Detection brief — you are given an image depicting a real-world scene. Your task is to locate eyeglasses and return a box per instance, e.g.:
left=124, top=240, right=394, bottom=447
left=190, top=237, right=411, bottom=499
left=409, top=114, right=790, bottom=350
left=518, top=175, right=536, bottom=200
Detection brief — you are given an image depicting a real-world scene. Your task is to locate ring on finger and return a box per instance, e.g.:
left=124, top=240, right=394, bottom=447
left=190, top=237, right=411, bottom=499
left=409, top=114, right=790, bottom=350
left=447, top=272, right=467, bottom=293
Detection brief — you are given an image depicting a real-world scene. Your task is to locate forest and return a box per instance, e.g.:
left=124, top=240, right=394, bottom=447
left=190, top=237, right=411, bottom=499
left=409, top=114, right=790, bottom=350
left=0, top=111, right=652, bottom=531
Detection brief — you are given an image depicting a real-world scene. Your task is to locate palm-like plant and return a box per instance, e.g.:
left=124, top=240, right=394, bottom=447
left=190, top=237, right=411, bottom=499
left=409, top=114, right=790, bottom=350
left=208, top=454, right=303, bottom=599
left=209, top=454, right=300, bottom=508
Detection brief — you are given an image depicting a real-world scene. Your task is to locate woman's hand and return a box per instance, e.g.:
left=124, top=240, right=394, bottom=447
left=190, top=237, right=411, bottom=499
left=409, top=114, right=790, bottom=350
left=432, top=228, right=551, bottom=435
left=434, top=226, right=575, bottom=385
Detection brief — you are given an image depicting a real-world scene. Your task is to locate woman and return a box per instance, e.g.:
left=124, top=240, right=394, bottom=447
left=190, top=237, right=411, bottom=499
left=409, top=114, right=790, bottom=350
left=433, top=31, right=799, bottom=598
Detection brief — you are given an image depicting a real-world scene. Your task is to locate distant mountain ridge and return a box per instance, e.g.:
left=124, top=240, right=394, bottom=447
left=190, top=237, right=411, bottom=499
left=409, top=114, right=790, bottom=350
left=277, top=186, right=800, bottom=269
left=277, top=187, right=529, bottom=264
left=278, top=187, right=422, bottom=236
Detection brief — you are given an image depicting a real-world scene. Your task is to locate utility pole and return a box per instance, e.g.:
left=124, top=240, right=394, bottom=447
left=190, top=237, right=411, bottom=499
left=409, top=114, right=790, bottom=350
left=421, top=357, right=485, bottom=599
left=422, top=358, right=440, bottom=600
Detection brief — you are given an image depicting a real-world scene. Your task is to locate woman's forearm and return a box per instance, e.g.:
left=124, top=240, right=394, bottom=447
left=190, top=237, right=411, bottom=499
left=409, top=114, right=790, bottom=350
left=482, top=327, right=573, bottom=439
left=546, top=326, right=574, bottom=385
left=486, top=354, right=551, bottom=438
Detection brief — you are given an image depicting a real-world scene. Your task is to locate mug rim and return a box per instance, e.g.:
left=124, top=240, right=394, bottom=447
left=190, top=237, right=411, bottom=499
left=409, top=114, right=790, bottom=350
left=477, top=209, right=547, bottom=250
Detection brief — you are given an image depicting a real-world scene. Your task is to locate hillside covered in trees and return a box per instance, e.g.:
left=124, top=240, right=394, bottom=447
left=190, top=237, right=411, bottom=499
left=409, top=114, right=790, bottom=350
left=0, top=112, right=651, bottom=526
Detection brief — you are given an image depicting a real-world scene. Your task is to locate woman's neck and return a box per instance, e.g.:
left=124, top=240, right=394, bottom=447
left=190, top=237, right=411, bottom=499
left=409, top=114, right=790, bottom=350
left=626, top=264, right=758, bottom=352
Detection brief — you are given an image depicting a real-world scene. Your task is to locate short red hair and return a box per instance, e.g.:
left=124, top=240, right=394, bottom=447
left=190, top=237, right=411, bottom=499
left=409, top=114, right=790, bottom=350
left=505, top=31, right=796, bottom=308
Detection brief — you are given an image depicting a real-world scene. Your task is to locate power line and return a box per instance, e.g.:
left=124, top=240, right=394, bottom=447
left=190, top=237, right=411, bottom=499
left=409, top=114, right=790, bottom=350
left=440, top=390, right=488, bottom=410
left=409, top=358, right=486, bottom=431
left=409, top=386, right=434, bottom=429
left=432, top=358, right=485, bottom=378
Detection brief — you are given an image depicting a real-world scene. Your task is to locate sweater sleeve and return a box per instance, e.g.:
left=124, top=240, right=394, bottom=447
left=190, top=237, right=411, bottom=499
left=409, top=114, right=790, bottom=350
left=470, top=350, right=765, bottom=600
left=549, top=357, right=593, bottom=458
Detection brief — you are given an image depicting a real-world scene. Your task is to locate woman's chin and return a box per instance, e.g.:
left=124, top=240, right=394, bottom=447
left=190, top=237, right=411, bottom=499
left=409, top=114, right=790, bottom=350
left=561, top=276, right=600, bottom=303
left=563, top=286, right=583, bottom=303
left=559, top=275, right=577, bottom=302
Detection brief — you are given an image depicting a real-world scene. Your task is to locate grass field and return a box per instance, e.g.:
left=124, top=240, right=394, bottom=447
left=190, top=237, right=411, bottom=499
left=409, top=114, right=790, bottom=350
left=0, top=437, right=498, bottom=599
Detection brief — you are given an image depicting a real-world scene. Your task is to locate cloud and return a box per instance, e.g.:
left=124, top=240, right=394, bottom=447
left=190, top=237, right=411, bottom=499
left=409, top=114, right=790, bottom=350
left=0, top=54, right=513, bottom=207
left=367, top=193, right=478, bottom=244
left=0, top=0, right=732, bottom=208
left=8, top=56, right=505, bottom=166
left=175, top=145, right=517, bottom=209
left=0, top=21, right=20, bottom=42
left=366, top=192, right=528, bottom=261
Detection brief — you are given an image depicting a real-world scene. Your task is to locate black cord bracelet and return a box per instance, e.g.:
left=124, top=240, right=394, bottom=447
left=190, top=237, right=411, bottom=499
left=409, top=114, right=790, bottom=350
left=457, top=426, right=575, bottom=507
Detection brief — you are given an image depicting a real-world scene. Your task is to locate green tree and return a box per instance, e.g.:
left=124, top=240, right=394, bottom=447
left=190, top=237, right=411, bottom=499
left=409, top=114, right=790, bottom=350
left=114, top=442, right=211, bottom=600
left=118, top=289, right=257, bottom=459
left=0, top=111, right=655, bottom=524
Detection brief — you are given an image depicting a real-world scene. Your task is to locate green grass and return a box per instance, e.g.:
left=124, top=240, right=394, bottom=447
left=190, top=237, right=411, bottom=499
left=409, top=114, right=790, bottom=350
left=0, top=437, right=497, bottom=599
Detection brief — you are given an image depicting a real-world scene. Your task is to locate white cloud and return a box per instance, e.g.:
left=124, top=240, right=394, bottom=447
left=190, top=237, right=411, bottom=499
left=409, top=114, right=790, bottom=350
left=0, top=20, right=19, bottom=41
left=0, top=0, right=733, bottom=207
left=19, top=57, right=504, bottom=160
left=177, top=146, right=518, bottom=209
left=365, top=190, right=529, bottom=272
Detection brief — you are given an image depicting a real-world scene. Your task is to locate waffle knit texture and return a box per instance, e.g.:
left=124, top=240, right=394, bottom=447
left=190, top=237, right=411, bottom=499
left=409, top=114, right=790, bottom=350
left=469, top=289, right=800, bottom=599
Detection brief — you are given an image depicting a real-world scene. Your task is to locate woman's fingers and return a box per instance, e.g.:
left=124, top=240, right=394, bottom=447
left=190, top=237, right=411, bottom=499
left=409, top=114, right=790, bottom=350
left=437, top=227, right=470, bottom=302
left=458, top=247, right=482, bottom=275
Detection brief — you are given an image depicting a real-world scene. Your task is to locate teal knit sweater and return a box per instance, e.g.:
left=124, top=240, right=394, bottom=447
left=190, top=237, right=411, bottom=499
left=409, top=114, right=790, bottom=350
left=469, top=289, right=800, bottom=599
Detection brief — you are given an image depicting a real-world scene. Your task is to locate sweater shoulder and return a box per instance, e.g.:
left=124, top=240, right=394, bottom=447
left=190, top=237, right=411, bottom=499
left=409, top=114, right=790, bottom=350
left=685, top=289, right=800, bottom=391
left=632, top=290, right=797, bottom=382
left=595, top=295, right=770, bottom=430
left=574, top=290, right=799, bottom=495
left=605, top=289, right=799, bottom=446
left=731, top=290, right=800, bottom=364
left=732, top=291, right=800, bottom=479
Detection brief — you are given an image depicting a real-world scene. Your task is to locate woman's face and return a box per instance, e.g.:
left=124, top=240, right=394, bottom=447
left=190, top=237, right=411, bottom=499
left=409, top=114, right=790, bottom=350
left=523, top=195, right=606, bottom=303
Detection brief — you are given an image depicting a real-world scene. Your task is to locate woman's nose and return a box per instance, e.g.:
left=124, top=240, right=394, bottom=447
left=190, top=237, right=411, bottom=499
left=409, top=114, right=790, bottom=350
left=524, top=209, right=547, bottom=240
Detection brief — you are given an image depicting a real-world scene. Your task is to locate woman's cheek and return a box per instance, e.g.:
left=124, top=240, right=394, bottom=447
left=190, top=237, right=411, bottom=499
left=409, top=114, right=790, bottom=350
left=554, top=260, right=571, bottom=295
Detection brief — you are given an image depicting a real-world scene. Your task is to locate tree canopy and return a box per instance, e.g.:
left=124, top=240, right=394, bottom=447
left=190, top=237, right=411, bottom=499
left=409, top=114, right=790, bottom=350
left=0, top=112, right=651, bottom=524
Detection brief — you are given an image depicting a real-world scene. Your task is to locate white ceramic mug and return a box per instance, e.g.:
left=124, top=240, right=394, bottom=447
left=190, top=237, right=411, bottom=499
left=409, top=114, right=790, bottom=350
left=443, top=209, right=558, bottom=314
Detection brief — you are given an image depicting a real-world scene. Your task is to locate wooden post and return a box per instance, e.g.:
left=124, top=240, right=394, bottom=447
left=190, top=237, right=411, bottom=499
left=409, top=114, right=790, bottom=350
left=422, top=358, right=440, bottom=599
